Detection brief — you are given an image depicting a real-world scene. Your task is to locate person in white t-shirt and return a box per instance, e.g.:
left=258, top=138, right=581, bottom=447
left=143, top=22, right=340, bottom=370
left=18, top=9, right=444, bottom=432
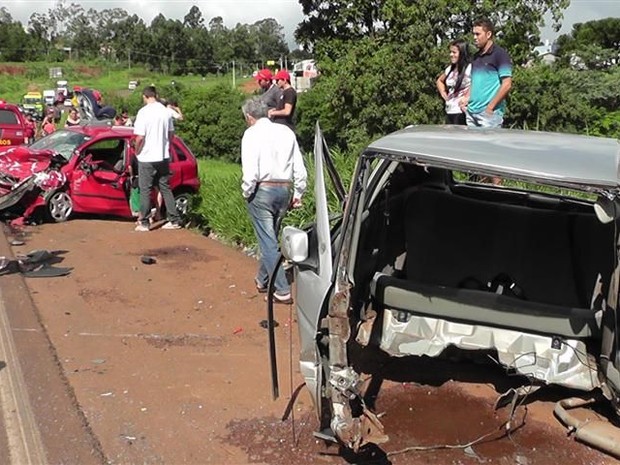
left=241, top=97, right=307, bottom=304
left=436, top=39, right=472, bottom=125
left=132, top=86, right=182, bottom=232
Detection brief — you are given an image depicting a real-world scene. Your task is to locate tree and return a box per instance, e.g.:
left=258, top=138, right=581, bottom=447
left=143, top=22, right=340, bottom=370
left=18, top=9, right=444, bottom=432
left=297, top=0, right=569, bottom=65
left=64, top=6, right=99, bottom=58
left=184, top=5, right=205, bottom=30
left=183, top=6, right=214, bottom=75
left=295, top=0, right=573, bottom=152
left=556, top=18, right=620, bottom=69
left=251, top=18, right=289, bottom=64
left=0, top=8, right=34, bottom=61
left=209, top=16, right=234, bottom=68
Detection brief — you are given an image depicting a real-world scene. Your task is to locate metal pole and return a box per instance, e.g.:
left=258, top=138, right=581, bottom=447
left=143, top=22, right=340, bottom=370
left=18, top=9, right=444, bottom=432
left=232, top=60, right=236, bottom=89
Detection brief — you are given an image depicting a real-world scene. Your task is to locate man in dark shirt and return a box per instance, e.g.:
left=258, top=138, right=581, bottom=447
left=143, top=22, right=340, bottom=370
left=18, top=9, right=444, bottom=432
left=268, top=70, right=297, bottom=132
left=255, top=69, right=281, bottom=110
left=462, top=18, right=512, bottom=128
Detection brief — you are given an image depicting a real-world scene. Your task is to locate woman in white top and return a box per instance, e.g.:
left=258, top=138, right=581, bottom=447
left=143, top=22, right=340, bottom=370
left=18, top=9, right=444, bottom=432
left=436, top=39, right=472, bottom=125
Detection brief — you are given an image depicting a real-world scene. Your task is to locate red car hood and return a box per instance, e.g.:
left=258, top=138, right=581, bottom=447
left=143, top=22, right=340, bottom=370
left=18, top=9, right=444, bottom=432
left=0, top=146, right=55, bottom=182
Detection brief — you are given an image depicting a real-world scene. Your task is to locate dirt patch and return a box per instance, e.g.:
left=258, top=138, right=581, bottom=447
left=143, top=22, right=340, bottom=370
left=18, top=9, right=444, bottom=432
left=75, top=65, right=102, bottom=78
left=225, top=382, right=610, bottom=465
left=79, top=287, right=132, bottom=306
left=142, top=333, right=223, bottom=350
left=139, top=244, right=212, bottom=270
left=0, top=64, right=27, bottom=76
left=242, top=79, right=260, bottom=94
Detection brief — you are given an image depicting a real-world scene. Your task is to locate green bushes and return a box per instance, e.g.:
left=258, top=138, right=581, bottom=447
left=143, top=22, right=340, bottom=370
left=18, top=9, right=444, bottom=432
left=176, top=84, right=247, bottom=161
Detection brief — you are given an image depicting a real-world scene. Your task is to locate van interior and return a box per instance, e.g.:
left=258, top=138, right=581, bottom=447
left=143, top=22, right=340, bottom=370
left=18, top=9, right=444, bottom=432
left=354, top=162, right=615, bottom=344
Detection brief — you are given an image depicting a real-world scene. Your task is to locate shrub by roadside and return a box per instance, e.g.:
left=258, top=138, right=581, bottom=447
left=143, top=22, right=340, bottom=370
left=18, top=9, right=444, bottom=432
left=176, top=84, right=247, bottom=161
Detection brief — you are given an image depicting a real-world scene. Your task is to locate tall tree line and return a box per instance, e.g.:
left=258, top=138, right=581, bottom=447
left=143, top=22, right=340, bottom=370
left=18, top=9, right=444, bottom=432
left=0, top=4, right=290, bottom=74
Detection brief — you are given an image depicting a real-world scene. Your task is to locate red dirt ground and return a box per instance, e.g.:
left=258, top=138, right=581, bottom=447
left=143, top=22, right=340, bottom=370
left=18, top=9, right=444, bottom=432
left=6, top=218, right=620, bottom=465
left=0, top=64, right=27, bottom=76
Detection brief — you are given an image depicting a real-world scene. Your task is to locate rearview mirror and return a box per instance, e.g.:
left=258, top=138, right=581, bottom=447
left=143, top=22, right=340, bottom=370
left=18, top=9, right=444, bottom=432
left=281, top=226, right=308, bottom=263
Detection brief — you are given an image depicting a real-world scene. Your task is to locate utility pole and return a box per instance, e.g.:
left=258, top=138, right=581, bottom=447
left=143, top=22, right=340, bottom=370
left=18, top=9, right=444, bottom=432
left=232, top=60, right=236, bottom=89
left=128, top=49, right=131, bottom=70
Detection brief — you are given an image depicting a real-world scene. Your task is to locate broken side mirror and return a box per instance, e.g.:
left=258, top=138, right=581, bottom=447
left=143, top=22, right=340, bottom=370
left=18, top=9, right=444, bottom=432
left=594, top=195, right=620, bottom=224
left=281, top=226, right=308, bottom=263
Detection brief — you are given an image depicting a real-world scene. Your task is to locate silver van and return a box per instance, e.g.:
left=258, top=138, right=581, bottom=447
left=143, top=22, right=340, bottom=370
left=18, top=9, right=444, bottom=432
left=279, top=125, right=620, bottom=457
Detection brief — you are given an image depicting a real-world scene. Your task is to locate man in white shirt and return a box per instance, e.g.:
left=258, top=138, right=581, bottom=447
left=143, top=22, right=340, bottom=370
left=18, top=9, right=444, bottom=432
left=133, top=86, right=182, bottom=232
left=241, top=97, right=307, bottom=304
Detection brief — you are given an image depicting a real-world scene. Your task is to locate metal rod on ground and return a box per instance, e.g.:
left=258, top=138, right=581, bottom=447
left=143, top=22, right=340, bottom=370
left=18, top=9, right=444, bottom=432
left=267, top=254, right=286, bottom=400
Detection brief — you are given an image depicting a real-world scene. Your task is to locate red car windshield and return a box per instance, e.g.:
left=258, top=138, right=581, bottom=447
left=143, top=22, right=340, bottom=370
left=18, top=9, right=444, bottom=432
left=29, top=130, right=90, bottom=160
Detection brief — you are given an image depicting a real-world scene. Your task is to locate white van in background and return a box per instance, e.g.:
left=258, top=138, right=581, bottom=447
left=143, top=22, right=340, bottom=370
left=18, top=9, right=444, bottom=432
left=292, top=59, right=318, bottom=92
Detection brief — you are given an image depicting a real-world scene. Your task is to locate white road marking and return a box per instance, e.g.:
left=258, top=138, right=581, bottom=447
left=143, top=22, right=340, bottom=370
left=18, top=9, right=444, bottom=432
left=0, top=291, right=48, bottom=465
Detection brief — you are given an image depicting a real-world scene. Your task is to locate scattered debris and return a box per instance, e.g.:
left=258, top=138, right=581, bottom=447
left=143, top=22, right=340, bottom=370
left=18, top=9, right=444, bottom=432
left=0, top=249, right=72, bottom=278
left=10, top=240, right=25, bottom=246
left=140, top=255, right=157, bottom=265
left=259, top=320, right=279, bottom=329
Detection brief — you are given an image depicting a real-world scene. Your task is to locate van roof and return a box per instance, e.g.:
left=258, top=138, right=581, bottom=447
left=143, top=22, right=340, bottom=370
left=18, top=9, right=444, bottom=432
left=366, top=125, right=620, bottom=190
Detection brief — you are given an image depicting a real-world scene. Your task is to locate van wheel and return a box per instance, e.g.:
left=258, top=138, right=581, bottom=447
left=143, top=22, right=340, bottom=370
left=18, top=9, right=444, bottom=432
left=46, top=191, right=73, bottom=222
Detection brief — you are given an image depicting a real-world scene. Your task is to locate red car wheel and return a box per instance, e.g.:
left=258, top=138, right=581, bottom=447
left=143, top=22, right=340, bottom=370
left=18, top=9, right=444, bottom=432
left=46, top=191, right=73, bottom=222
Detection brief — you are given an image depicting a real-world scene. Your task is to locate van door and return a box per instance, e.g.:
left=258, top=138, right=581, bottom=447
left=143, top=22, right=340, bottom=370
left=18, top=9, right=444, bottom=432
left=281, top=123, right=343, bottom=424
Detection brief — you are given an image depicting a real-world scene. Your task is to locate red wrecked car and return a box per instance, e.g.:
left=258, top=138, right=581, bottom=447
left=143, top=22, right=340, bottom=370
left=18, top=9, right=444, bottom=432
left=0, top=124, right=200, bottom=223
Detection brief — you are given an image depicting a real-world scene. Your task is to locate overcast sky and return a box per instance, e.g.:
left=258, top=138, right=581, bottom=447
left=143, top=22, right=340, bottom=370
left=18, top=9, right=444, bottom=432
left=3, top=0, right=619, bottom=47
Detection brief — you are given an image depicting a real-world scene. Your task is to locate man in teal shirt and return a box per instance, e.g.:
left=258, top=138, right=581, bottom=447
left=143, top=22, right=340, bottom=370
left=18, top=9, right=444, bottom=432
left=463, top=18, right=513, bottom=128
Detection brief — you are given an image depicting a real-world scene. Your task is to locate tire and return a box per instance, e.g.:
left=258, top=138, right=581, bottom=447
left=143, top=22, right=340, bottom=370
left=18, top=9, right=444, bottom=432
left=174, top=193, right=191, bottom=217
left=46, top=191, right=73, bottom=222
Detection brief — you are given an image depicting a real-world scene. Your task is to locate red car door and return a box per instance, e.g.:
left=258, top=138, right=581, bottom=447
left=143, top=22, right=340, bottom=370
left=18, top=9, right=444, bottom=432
left=169, top=137, right=200, bottom=193
left=69, top=137, right=132, bottom=217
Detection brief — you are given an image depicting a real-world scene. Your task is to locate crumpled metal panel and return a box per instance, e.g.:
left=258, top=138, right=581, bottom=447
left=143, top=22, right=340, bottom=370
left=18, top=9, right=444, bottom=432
left=379, top=310, right=600, bottom=392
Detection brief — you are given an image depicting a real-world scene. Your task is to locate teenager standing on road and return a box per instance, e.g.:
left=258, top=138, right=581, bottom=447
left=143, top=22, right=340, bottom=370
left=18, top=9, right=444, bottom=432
left=133, top=86, right=182, bottom=232
left=436, top=39, right=471, bottom=125
left=462, top=18, right=512, bottom=128
left=241, top=97, right=307, bottom=304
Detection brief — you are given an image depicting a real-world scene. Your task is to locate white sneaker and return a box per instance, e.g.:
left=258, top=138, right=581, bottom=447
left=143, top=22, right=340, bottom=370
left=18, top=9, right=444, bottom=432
left=161, top=221, right=182, bottom=230
left=135, top=224, right=150, bottom=232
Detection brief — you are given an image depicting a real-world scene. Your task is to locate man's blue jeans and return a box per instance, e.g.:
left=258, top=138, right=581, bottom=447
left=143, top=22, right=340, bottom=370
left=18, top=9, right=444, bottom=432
left=246, top=185, right=291, bottom=294
left=466, top=109, right=504, bottom=128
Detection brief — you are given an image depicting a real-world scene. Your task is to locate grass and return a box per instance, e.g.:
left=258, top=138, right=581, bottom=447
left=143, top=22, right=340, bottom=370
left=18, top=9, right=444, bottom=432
left=191, top=150, right=357, bottom=249
left=0, top=61, right=247, bottom=106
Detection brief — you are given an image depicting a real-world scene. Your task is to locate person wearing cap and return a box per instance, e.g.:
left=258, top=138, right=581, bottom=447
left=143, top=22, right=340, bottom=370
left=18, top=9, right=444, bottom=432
left=89, top=89, right=116, bottom=120
left=255, top=69, right=281, bottom=110
left=268, top=70, right=297, bottom=132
